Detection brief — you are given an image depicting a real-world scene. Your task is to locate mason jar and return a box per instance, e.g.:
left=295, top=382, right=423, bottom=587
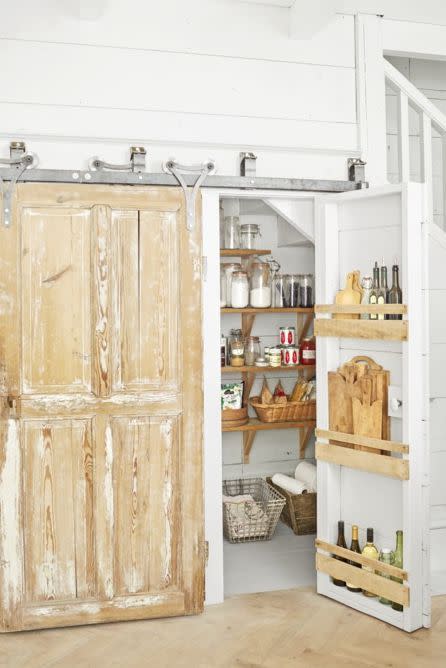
left=231, top=271, right=249, bottom=308
left=249, top=261, right=272, bottom=308
left=224, top=216, right=240, bottom=249
left=240, top=223, right=261, bottom=250
left=300, top=274, right=314, bottom=307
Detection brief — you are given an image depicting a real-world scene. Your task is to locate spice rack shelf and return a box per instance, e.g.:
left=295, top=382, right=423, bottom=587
left=222, top=419, right=316, bottom=464
left=315, top=539, right=409, bottom=608
left=315, top=429, right=409, bottom=481
left=314, top=305, right=408, bottom=341
left=220, top=248, right=271, bottom=257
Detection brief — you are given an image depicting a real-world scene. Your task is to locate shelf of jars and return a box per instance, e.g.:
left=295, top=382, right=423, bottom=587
left=314, top=305, right=408, bottom=341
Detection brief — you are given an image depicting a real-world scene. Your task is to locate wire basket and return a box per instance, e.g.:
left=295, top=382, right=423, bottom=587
left=222, top=478, right=286, bottom=543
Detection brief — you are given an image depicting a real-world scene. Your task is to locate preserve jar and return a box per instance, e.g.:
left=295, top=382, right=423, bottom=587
left=249, top=261, right=272, bottom=308
left=300, top=337, right=316, bottom=365
left=269, top=347, right=282, bottom=368
left=300, top=274, right=314, bottom=307
left=240, top=223, right=261, bottom=250
left=231, top=271, right=249, bottom=308
left=230, top=337, right=245, bottom=367
left=220, top=266, right=227, bottom=307
left=284, top=274, right=300, bottom=308
left=245, top=336, right=261, bottom=366
left=272, top=274, right=286, bottom=307
left=221, top=262, right=241, bottom=308
left=224, top=216, right=240, bottom=249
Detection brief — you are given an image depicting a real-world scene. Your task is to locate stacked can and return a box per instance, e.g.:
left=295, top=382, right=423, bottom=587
left=279, top=327, right=299, bottom=366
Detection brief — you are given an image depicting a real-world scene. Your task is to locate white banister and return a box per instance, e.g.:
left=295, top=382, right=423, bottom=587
left=420, top=112, right=434, bottom=225
left=397, top=90, right=410, bottom=183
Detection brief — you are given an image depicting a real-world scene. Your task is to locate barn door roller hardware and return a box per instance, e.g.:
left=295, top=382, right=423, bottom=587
left=0, top=141, right=37, bottom=227
left=89, top=146, right=147, bottom=173
left=240, top=152, right=257, bottom=178
left=348, top=158, right=368, bottom=188
left=163, top=159, right=215, bottom=231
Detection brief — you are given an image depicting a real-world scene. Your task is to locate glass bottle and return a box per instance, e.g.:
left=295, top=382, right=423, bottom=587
left=249, top=261, right=272, bottom=308
left=377, top=258, right=388, bottom=321
left=369, top=262, right=380, bottom=321
left=245, top=336, right=261, bottom=366
left=231, top=271, right=249, bottom=308
left=346, top=524, right=362, bottom=593
left=361, top=527, right=379, bottom=597
left=220, top=266, right=227, bottom=307
left=224, top=216, right=240, bottom=249
left=378, top=548, right=394, bottom=605
left=387, top=261, right=403, bottom=321
left=273, top=274, right=287, bottom=308
left=300, top=274, right=314, bottom=307
left=240, top=223, right=261, bottom=250
left=391, top=530, right=404, bottom=612
left=332, top=520, right=348, bottom=587
left=360, top=276, right=372, bottom=320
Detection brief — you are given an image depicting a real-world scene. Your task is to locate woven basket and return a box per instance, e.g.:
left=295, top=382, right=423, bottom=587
left=267, top=477, right=317, bottom=535
left=222, top=478, right=286, bottom=543
left=250, top=397, right=316, bottom=423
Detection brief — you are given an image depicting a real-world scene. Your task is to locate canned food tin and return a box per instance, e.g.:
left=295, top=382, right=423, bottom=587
left=281, top=346, right=299, bottom=366
left=279, top=327, right=296, bottom=346
left=269, top=348, right=282, bottom=367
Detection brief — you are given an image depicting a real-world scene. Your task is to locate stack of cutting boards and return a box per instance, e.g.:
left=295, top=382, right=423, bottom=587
left=328, top=356, right=390, bottom=453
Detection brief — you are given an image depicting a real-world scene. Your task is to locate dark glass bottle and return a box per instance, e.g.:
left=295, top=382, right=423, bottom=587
left=332, top=520, right=347, bottom=587
left=387, top=263, right=403, bottom=321
left=346, top=524, right=362, bottom=593
left=378, top=259, right=388, bottom=321
left=369, top=262, right=380, bottom=321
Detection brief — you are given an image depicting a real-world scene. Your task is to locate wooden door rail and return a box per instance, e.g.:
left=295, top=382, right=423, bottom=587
left=315, top=539, right=409, bottom=607
left=315, top=429, right=409, bottom=480
left=314, top=305, right=408, bottom=341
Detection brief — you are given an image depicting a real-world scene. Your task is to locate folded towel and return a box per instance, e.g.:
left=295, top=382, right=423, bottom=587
left=295, top=461, right=317, bottom=492
left=271, top=473, right=308, bottom=495
left=223, top=495, right=269, bottom=538
left=222, top=494, right=254, bottom=504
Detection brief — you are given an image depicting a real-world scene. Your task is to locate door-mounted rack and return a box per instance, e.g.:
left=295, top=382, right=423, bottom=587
left=314, top=305, right=408, bottom=341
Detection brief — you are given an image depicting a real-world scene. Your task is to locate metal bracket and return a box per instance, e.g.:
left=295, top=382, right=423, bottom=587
left=0, top=141, right=37, bottom=227
left=240, top=152, right=257, bottom=177
left=89, top=146, right=147, bottom=173
left=163, top=159, right=215, bottom=231
left=348, top=158, right=368, bottom=188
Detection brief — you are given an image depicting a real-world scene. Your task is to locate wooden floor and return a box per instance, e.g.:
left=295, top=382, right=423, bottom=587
left=2, top=589, right=446, bottom=668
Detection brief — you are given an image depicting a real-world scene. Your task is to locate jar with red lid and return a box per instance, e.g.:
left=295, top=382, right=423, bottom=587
left=300, top=337, right=316, bottom=365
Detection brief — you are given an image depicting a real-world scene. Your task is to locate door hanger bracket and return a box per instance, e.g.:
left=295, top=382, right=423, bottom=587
left=0, top=141, right=38, bottom=227
left=163, top=159, right=215, bottom=231
left=88, top=146, right=147, bottom=173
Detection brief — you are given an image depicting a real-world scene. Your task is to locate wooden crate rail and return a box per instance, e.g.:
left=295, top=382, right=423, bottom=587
left=314, top=304, right=408, bottom=341
left=315, top=539, right=409, bottom=608
left=315, top=429, right=409, bottom=480
left=315, top=304, right=407, bottom=315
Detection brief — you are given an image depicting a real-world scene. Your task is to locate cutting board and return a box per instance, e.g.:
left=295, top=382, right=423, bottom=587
left=352, top=377, right=383, bottom=452
left=333, top=272, right=361, bottom=320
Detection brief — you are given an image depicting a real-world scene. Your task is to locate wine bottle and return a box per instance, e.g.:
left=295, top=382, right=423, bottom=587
left=361, top=527, right=379, bottom=597
left=378, top=548, right=394, bottom=605
left=387, top=261, right=403, bottom=321
left=332, top=520, right=347, bottom=587
left=378, top=259, right=388, bottom=321
left=391, top=530, right=404, bottom=611
left=369, top=262, right=380, bottom=320
left=346, top=524, right=362, bottom=593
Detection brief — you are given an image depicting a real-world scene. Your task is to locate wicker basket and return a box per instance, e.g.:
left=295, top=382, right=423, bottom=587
left=222, top=478, right=286, bottom=543
left=221, top=405, right=249, bottom=428
left=267, top=477, right=317, bottom=535
left=250, top=397, right=316, bottom=423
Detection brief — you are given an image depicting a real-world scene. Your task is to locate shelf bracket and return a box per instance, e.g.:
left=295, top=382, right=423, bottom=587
left=298, top=312, right=313, bottom=344
left=299, top=425, right=315, bottom=458
left=243, top=431, right=257, bottom=464
left=241, top=313, right=256, bottom=338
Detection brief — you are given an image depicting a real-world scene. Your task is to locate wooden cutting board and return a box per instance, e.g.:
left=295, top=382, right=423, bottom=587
left=352, top=377, right=383, bottom=452
left=334, top=272, right=361, bottom=320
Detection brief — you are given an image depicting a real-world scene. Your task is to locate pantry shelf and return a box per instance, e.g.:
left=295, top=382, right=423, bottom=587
left=221, top=364, right=315, bottom=374
left=315, top=539, right=409, bottom=607
left=315, top=429, right=409, bottom=480
left=222, top=307, right=314, bottom=314
left=220, top=248, right=271, bottom=257
left=314, top=304, right=408, bottom=341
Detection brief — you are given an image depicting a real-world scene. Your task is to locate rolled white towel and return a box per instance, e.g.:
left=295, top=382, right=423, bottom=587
left=294, top=461, right=317, bottom=492
left=271, top=473, right=309, bottom=495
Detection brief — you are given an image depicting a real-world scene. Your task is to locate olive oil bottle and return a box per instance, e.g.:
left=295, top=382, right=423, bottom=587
left=346, top=525, right=362, bottom=593
left=361, top=528, right=379, bottom=597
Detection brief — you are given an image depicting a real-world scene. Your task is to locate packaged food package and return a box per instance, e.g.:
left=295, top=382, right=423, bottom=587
left=221, top=383, right=244, bottom=410
left=260, top=378, right=274, bottom=405
left=273, top=380, right=288, bottom=404
left=290, top=379, right=308, bottom=402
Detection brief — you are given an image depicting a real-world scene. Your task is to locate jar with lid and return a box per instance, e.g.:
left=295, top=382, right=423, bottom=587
left=220, top=266, right=227, bottom=307
left=300, top=274, right=314, bottom=307
left=221, top=262, right=241, bottom=308
left=283, top=274, right=300, bottom=308
left=228, top=328, right=242, bottom=365
left=249, top=261, right=272, bottom=308
left=231, top=271, right=249, bottom=308
left=300, top=337, right=316, bottom=365
left=245, top=336, right=261, bottom=366
left=230, top=337, right=245, bottom=367
left=240, top=223, right=261, bottom=250
left=273, top=274, right=287, bottom=307
left=224, top=216, right=240, bottom=249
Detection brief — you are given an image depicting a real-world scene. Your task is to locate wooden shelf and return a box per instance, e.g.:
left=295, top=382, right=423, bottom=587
left=222, top=307, right=314, bottom=314
left=315, top=429, right=409, bottom=480
left=221, top=364, right=315, bottom=374
left=315, top=539, right=409, bottom=608
left=220, top=248, right=271, bottom=256
left=314, top=304, right=408, bottom=341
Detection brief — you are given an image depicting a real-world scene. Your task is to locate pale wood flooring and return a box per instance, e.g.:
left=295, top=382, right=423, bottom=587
left=1, top=588, right=445, bottom=668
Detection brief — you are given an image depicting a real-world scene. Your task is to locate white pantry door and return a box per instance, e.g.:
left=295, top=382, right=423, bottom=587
left=0, top=184, right=204, bottom=631
left=314, top=183, right=430, bottom=632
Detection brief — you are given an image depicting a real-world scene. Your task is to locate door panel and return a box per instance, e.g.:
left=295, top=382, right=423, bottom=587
left=0, top=184, right=203, bottom=631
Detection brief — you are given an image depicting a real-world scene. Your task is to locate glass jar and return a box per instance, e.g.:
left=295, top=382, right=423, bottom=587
left=228, top=328, right=242, bottom=365
left=245, top=336, right=261, bottom=366
left=220, top=266, right=227, bottom=307
left=249, top=261, right=272, bottom=308
left=300, top=274, right=314, bottom=307
left=269, top=347, right=282, bottom=368
left=283, top=274, right=300, bottom=308
left=300, top=337, right=316, bottom=365
left=231, top=271, right=249, bottom=308
left=230, top=337, right=245, bottom=367
left=224, top=216, right=240, bottom=249
left=272, top=274, right=287, bottom=307
left=240, top=223, right=261, bottom=250
left=221, top=262, right=241, bottom=308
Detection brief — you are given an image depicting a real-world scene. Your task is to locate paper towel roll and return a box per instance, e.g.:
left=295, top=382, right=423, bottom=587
left=271, top=473, right=308, bottom=495
left=294, top=462, right=317, bottom=492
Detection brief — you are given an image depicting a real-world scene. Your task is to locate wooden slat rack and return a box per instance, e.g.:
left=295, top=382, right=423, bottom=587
left=314, top=304, right=408, bottom=341
left=315, top=429, right=409, bottom=480
left=315, top=539, right=409, bottom=608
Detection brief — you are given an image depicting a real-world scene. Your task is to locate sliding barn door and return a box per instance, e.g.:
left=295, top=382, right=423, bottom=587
left=0, top=184, right=204, bottom=631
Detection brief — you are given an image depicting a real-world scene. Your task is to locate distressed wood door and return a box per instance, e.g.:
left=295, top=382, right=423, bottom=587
left=0, top=184, right=204, bottom=631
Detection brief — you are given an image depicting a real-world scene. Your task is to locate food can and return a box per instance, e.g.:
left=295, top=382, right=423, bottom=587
left=282, top=346, right=299, bottom=366
left=269, top=347, right=282, bottom=367
left=279, top=327, right=296, bottom=346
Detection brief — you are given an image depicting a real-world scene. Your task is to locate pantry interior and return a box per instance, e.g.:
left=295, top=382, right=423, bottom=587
left=203, top=182, right=438, bottom=632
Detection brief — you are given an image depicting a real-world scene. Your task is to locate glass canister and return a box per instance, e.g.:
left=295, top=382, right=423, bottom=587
left=245, top=336, right=261, bottom=366
left=231, top=271, right=249, bottom=308
left=221, top=262, right=241, bottom=308
left=300, top=337, right=316, bottom=365
left=220, top=266, right=227, bottom=307
left=230, top=336, right=245, bottom=367
left=224, top=216, right=240, bottom=249
left=249, top=261, right=272, bottom=308
left=283, top=274, right=300, bottom=308
left=240, top=223, right=261, bottom=250
left=272, top=274, right=287, bottom=307
left=300, top=274, right=314, bottom=307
